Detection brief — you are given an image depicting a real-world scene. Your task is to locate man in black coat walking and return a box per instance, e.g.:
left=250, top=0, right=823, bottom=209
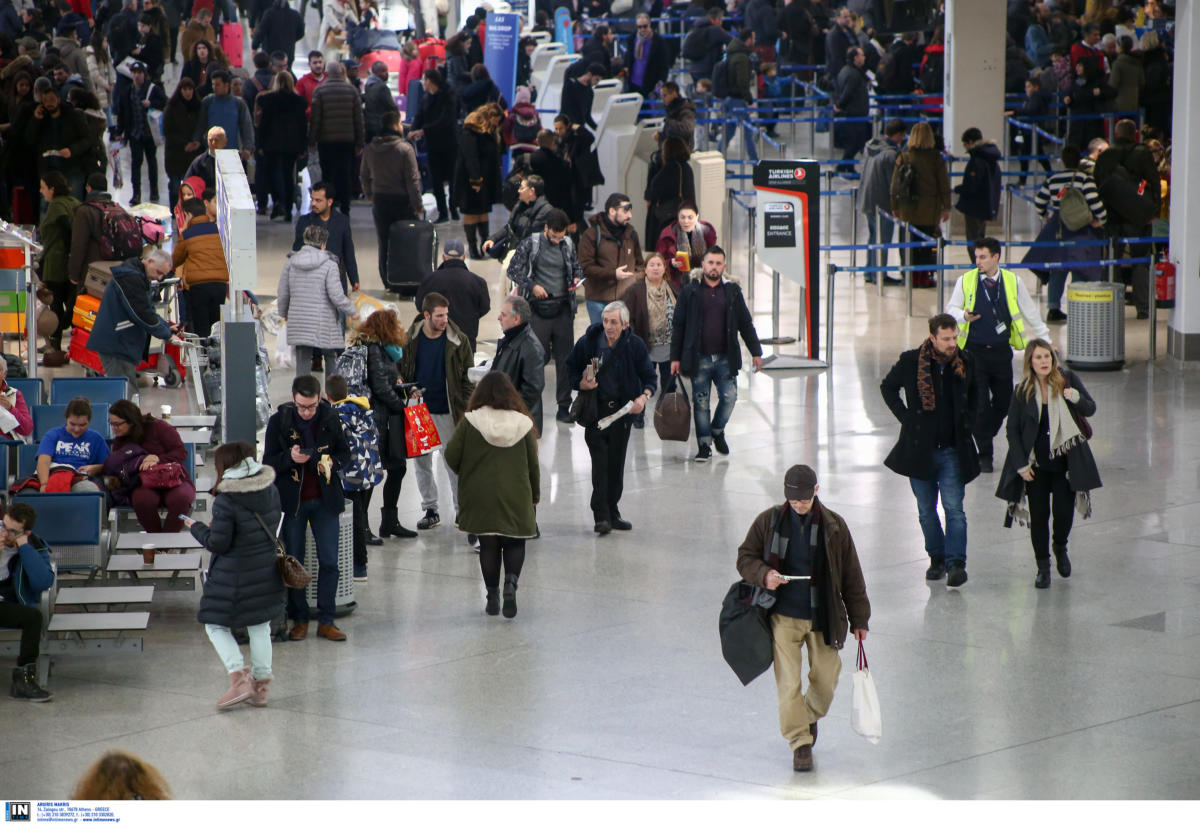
left=251, top=0, right=305, bottom=68
left=833, top=46, right=870, bottom=175
left=491, top=295, right=546, bottom=435
left=414, top=239, right=490, bottom=351
left=561, top=62, right=603, bottom=131
left=880, top=314, right=980, bottom=588
left=409, top=69, right=459, bottom=223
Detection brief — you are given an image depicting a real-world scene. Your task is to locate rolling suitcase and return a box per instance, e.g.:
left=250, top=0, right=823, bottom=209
left=220, top=22, right=243, bottom=68
left=384, top=219, right=437, bottom=296
left=84, top=261, right=120, bottom=299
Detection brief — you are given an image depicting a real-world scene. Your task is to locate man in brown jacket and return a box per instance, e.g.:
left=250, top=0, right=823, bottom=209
left=171, top=198, right=230, bottom=337
left=579, top=192, right=644, bottom=325
left=179, top=8, right=216, bottom=68
left=360, top=111, right=422, bottom=284
left=736, top=465, right=870, bottom=773
left=67, top=174, right=122, bottom=286
left=309, top=61, right=364, bottom=216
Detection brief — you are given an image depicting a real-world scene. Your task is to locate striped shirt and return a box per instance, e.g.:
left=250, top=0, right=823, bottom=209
left=1034, top=169, right=1107, bottom=223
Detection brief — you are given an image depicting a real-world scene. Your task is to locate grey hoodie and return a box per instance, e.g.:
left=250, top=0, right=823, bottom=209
left=53, top=36, right=93, bottom=92
left=859, top=135, right=903, bottom=215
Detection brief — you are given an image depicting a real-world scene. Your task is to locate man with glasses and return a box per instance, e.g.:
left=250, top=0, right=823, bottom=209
left=263, top=375, right=351, bottom=642
left=580, top=192, right=645, bottom=325
left=0, top=502, right=56, bottom=702
left=624, top=14, right=671, bottom=99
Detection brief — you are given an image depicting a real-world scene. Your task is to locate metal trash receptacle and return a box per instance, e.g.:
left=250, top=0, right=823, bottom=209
left=1066, top=282, right=1124, bottom=370
left=303, top=510, right=356, bottom=616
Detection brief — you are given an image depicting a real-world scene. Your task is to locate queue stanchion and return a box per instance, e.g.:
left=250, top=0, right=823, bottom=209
left=936, top=237, right=947, bottom=314
left=825, top=263, right=837, bottom=367
left=875, top=210, right=884, bottom=297
left=724, top=187, right=734, bottom=253
left=809, top=95, right=817, bottom=156
left=772, top=269, right=782, bottom=342
left=1107, top=238, right=1116, bottom=283
left=1149, top=240, right=1158, bottom=359
left=849, top=189, right=859, bottom=282
left=903, top=223, right=914, bottom=318
left=747, top=204, right=757, bottom=301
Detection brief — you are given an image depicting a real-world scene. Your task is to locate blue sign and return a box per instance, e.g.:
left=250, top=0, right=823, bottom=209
left=555, top=8, right=573, bottom=49
left=484, top=12, right=520, bottom=109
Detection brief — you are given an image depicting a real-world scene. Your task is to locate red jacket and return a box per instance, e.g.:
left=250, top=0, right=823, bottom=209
left=399, top=57, right=423, bottom=96
left=1070, top=42, right=1108, bottom=75
left=295, top=72, right=325, bottom=119
left=0, top=383, right=33, bottom=440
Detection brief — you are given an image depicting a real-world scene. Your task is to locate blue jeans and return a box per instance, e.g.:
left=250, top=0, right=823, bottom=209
left=692, top=354, right=738, bottom=446
left=586, top=300, right=607, bottom=325
left=284, top=499, right=341, bottom=625
left=864, top=213, right=896, bottom=279
left=723, top=97, right=759, bottom=163
left=908, top=447, right=968, bottom=566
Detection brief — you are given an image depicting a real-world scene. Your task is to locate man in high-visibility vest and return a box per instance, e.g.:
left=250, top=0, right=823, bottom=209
left=947, top=237, right=1051, bottom=473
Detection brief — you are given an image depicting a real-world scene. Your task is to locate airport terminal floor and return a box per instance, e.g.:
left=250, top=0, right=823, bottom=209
left=4, top=29, right=1200, bottom=808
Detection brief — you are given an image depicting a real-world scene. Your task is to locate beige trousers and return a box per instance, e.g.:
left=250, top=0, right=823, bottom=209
left=770, top=613, right=843, bottom=750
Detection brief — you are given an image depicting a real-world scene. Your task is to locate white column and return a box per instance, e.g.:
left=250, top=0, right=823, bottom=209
left=943, top=0, right=1006, bottom=152
left=1168, top=0, right=1200, bottom=359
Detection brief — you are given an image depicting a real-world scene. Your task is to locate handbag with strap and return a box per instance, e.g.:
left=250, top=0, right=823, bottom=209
left=140, top=461, right=187, bottom=489
left=246, top=508, right=312, bottom=589
left=570, top=356, right=608, bottom=428
left=653, top=379, right=691, bottom=442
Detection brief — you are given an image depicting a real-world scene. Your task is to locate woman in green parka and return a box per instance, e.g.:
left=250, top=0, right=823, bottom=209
left=38, top=171, right=81, bottom=353
left=445, top=371, right=540, bottom=620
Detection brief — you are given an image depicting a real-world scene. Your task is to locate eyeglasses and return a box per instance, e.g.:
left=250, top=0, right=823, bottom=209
left=637, top=24, right=651, bottom=29
left=109, top=419, right=129, bottom=429
left=295, top=401, right=320, bottom=412
left=0, top=524, right=25, bottom=536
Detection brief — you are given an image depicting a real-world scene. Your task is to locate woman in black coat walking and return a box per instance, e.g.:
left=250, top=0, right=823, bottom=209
left=455, top=104, right=503, bottom=259
left=254, top=71, right=308, bottom=221
left=995, top=340, right=1100, bottom=589
left=1063, top=56, right=1115, bottom=154
left=163, top=77, right=202, bottom=210
left=184, top=442, right=285, bottom=710
left=409, top=69, right=459, bottom=223
left=643, top=137, right=695, bottom=253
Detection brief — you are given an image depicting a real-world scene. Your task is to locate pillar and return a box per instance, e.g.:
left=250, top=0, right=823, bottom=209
left=942, top=0, right=1006, bottom=153
left=1167, top=0, right=1200, bottom=359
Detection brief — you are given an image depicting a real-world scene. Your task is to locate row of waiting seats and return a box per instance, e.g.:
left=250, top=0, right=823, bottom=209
left=7, top=376, right=129, bottom=408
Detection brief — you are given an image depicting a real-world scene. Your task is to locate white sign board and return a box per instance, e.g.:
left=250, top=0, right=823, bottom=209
left=214, top=149, right=257, bottom=292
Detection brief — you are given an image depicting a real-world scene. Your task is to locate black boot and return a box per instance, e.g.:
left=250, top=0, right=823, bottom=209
left=474, top=221, right=489, bottom=258
left=464, top=224, right=480, bottom=259
left=10, top=664, right=52, bottom=702
left=1053, top=543, right=1071, bottom=577
left=485, top=587, right=500, bottom=616
left=502, top=574, right=518, bottom=618
left=379, top=507, right=417, bottom=539
left=1035, top=557, right=1051, bottom=589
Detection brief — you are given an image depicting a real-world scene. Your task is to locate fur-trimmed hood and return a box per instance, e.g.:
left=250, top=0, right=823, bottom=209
left=464, top=407, right=533, bottom=447
left=215, top=465, right=276, bottom=494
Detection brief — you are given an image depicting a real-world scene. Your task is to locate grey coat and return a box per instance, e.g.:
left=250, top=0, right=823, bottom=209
left=192, top=466, right=285, bottom=628
left=278, top=245, right=356, bottom=349
left=860, top=136, right=902, bottom=215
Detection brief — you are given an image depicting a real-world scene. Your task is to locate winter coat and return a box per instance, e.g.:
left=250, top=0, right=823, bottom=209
left=726, top=36, right=754, bottom=103
left=291, top=210, right=358, bottom=288
left=743, top=0, right=781, bottom=46
left=414, top=259, right=490, bottom=347
left=490, top=322, right=546, bottom=435
left=412, top=86, right=458, bottom=176
left=192, top=465, right=286, bottom=628
left=262, top=400, right=349, bottom=515
left=507, top=231, right=584, bottom=311
left=38, top=194, right=81, bottom=285
left=834, top=63, right=869, bottom=117
left=277, top=245, right=356, bottom=350
left=954, top=141, right=1003, bottom=221
left=1107, top=53, right=1143, bottom=114
left=686, top=20, right=732, bottom=79
left=103, top=417, right=192, bottom=503
left=890, top=147, right=951, bottom=229
left=0, top=382, right=32, bottom=441
left=670, top=278, right=762, bottom=376
left=359, top=133, right=421, bottom=209
left=86, top=47, right=115, bottom=110
left=859, top=136, right=902, bottom=215
left=567, top=324, right=657, bottom=407
left=460, top=78, right=506, bottom=114
left=444, top=407, right=540, bottom=539
left=53, top=36, right=92, bottom=92
left=622, top=277, right=681, bottom=357
left=86, top=258, right=172, bottom=365
left=560, top=76, right=596, bottom=130
left=68, top=192, right=119, bottom=285
left=655, top=219, right=717, bottom=286
left=309, top=79, right=364, bottom=148
left=255, top=90, right=308, bottom=156
left=181, top=57, right=217, bottom=99
left=736, top=499, right=870, bottom=650
left=193, top=92, right=255, bottom=152
left=24, top=102, right=94, bottom=178
left=251, top=2, right=305, bottom=66
left=179, top=24, right=217, bottom=76
left=116, top=81, right=168, bottom=144
left=879, top=346, right=981, bottom=484
left=527, top=148, right=573, bottom=214
left=163, top=96, right=203, bottom=178
left=1, top=534, right=55, bottom=607
left=358, top=338, right=407, bottom=463
left=362, top=74, right=398, bottom=138
left=995, top=369, right=1101, bottom=503
left=661, top=96, right=697, bottom=150
left=172, top=215, right=229, bottom=287
left=643, top=160, right=695, bottom=245
left=399, top=56, right=423, bottom=96
left=332, top=397, right=384, bottom=489
left=454, top=125, right=502, bottom=214
left=491, top=196, right=552, bottom=250
left=501, top=102, right=541, bottom=149
left=398, top=317, right=476, bottom=424
left=579, top=213, right=645, bottom=304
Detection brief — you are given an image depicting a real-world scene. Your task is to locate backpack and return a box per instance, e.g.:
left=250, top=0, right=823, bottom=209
left=919, top=53, right=943, bottom=94
left=711, top=57, right=731, bottom=99
left=90, top=201, right=144, bottom=261
left=682, top=27, right=708, bottom=62
left=510, top=111, right=540, bottom=146
left=334, top=345, right=371, bottom=399
left=890, top=157, right=919, bottom=209
left=1056, top=174, right=1092, bottom=232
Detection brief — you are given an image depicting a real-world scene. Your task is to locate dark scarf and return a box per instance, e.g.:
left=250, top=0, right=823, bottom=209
left=600, top=214, right=627, bottom=240
left=291, top=406, right=317, bottom=451
left=916, top=337, right=965, bottom=412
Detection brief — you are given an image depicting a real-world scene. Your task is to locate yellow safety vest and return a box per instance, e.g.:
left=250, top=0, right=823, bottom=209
left=957, top=267, right=1028, bottom=350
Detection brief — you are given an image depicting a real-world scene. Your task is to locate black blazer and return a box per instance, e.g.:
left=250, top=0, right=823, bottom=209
left=995, top=368, right=1101, bottom=501
left=670, top=279, right=762, bottom=376
left=880, top=347, right=981, bottom=484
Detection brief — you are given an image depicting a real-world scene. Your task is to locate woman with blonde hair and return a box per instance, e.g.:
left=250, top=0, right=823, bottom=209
left=72, top=751, right=172, bottom=800
left=455, top=104, right=504, bottom=259
left=995, top=340, right=1101, bottom=589
left=890, top=121, right=950, bottom=288
left=621, top=252, right=681, bottom=401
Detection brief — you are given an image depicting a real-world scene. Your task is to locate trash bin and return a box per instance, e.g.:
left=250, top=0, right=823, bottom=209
left=1065, top=282, right=1125, bottom=370
left=303, top=510, right=357, bottom=616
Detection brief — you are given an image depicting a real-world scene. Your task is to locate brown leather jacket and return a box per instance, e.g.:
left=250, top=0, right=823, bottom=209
left=579, top=212, right=645, bottom=304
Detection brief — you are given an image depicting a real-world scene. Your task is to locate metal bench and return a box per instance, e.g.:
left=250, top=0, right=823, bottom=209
left=49, top=377, right=130, bottom=406
left=55, top=587, right=155, bottom=610
left=106, top=551, right=203, bottom=591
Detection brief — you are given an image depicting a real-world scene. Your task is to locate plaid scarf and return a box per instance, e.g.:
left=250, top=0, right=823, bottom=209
left=916, top=337, right=965, bottom=412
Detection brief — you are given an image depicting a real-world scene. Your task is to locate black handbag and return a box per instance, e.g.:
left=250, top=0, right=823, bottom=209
left=569, top=356, right=607, bottom=427
left=719, top=580, right=774, bottom=686
left=385, top=413, right=409, bottom=461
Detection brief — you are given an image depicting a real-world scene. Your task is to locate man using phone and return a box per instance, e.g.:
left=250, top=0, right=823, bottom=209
left=736, top=465, right=870, bottom=772
left=0, top=502, right=56, bottom=702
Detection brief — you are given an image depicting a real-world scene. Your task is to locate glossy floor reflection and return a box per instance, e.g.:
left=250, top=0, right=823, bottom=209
left=5, top=84, right=1199, bottom=805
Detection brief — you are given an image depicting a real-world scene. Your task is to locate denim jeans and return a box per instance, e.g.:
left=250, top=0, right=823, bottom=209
left=908, top=446, right=968, bottom=566
left=283, top=499, right=341, bottom=625
left=864, top=212, right=895, bottom=277
left=205, top=622, right=272, bottom=679
left=692, top=354, right=738, bottom=446
left=723, top=97, right=759, bottom=163
left=586, top=300, right=607, bottom=325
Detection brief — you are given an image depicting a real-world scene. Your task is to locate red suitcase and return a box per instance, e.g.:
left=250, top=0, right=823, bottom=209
left=357, top=49, right=404, bottom=82
left=220, top=22, right=243, bottom=68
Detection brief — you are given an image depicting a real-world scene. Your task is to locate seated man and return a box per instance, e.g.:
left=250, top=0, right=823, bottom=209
left=0, top=501, right=55, bottom=701
left=35, top=397, right=109, bottom=492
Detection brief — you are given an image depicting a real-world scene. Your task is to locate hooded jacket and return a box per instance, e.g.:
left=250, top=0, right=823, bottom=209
left=859, top=136, right=903, bottom=215
left=399, top=317, right=476, bottom=424
left=332, top=396, right=384, bottom=489
left=726, top=35, right=754, bottom=103
left=278, top=245, right=356, bottom=350
left=360, top=132, right=422, bottom=209
left=579, top=213, right=645, bottom=303
left=954, top=140, right=1003, bottom=220
left=490, top=322, right=546, bottom=436
left=192, top=465, right=286, bottom=628
left=86, top=258, right=173, bottom=364
left=263, top=401, right=349, bottom=515
left=0, top=533, right=55, bottom=607
left=444, top=407, right=540, bottom=539
left=172, top=214, right=230, bottom=287
left=52, top=35, right=93, bottom=92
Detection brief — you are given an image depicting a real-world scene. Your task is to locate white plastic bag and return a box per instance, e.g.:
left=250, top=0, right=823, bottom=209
left=850, top=641, right=882, bottom=743
left=273, top=323, right=294, bottom=368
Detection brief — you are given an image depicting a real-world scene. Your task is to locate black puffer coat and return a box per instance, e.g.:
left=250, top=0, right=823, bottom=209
left=455, top=124, right=502, bottom=214
left=192, top=465, right=285, bottom=628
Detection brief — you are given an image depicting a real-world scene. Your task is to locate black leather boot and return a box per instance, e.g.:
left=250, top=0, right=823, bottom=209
left=379, top=507, right=417, bottom=538
left=1035, top=558, right=1051, bottom=589
left=485, top=588, right=500, bottom=616
left=1052, top=543, right=1072, bottom=577
left=502, top=574, right=518, bottom=618
left=10, top=664, right=52, bottom=702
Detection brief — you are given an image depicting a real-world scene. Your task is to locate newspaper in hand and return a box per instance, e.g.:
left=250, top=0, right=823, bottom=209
left=597, top=400, right=634, bottom=431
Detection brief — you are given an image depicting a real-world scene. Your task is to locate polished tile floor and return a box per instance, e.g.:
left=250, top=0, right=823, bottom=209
left=4, top=42, right=1199, bottom=803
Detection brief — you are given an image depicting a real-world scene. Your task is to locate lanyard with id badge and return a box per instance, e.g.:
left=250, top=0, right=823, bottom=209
left=980, top=277, right=1007, bottom=336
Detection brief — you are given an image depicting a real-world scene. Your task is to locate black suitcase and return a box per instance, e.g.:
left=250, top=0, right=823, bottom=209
left=385, top=219, right=438, bottom=295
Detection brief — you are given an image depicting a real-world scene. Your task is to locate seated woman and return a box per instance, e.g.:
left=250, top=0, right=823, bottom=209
left=0, top=357, right=33, bottom=442
left=655, top=200, right=717, bottom=290
left=103, top=399, right=196, bottom=532
left=35, top=397, right=108, bottom=492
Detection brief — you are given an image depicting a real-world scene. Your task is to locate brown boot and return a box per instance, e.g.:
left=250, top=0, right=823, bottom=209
left=792, top=744, right=814, bottom=772
left=247, top=677, right=271, bottom=708
left=288, top=622, right=308, bottom=641
left=217, top=668, right=255, bottom=709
